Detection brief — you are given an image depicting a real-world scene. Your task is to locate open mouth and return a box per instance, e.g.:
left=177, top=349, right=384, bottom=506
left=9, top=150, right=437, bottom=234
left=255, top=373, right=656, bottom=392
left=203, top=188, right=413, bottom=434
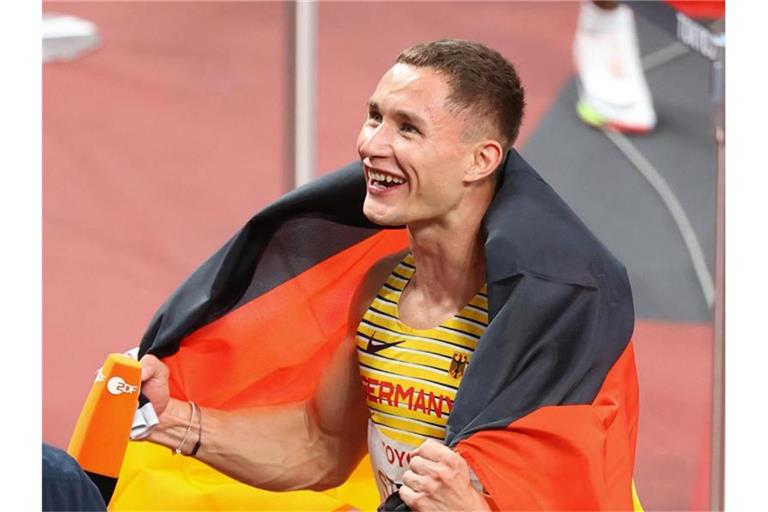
left=367, top=168, right=407, bottom=192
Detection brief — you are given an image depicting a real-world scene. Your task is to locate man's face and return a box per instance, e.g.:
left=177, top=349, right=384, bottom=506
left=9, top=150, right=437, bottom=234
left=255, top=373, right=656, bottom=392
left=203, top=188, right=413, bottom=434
left=356, top=63, right=478, bottom=227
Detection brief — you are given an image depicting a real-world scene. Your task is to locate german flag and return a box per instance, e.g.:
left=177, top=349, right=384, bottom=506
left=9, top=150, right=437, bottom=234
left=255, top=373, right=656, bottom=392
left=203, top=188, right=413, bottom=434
left=111, top=149, right=639, bottom=511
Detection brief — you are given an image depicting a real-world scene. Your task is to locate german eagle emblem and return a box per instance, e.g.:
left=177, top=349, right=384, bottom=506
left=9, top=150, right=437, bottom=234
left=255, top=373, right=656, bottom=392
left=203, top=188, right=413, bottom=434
left=449, top=352, right=469, bottom=379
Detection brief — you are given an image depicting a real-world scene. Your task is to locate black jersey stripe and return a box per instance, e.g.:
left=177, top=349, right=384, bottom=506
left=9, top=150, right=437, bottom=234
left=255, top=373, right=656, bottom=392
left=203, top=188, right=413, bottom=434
left=355, top=333, right=454, bottom=361
left=465, top=303, right=488, bottom=314
left=453, top=314, right=489, bottom=328
left=359, top=319, right=476, bottom=352
left=391, top=270, right=412, bottom=281
left=434, top=322, right=481, bottom=340
left=369, top=305, right=484, bottom=338
left=359, top=362, right=460, bottom=391
left=368, top=305, right=399, bottom=320
left=368, top=404, right=449, bottom=429
left=363, top=311, right=480, bottom=344
left=371, top=419, right=445, bottom=441
left=356, top=346, right=449, bottom=373
left=371, top=419, right=444, bottom=441
left=374, top=294, right=398, bottom=305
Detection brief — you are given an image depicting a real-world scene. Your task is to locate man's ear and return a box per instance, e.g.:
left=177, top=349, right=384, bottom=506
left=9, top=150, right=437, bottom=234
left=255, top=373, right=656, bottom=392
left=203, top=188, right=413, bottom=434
left=464, top=140, right=503, bottom=184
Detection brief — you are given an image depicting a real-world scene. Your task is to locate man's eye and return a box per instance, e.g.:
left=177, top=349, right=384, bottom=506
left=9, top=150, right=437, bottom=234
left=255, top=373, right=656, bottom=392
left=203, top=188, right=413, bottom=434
left=368, top=111, right=382, bottom=122
left=401, top=123, right=419, bottom=134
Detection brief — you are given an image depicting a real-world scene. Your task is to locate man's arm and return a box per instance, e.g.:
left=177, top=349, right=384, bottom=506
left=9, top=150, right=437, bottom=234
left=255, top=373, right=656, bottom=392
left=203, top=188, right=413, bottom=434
left=139, top=250, right=405, bottom=492
left=141, top=330, right=367, bottom=491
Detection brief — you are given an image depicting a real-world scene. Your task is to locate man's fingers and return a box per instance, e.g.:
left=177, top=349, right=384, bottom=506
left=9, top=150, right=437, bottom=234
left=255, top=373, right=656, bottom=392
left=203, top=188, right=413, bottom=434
left=402, top=469, right=421, bottom=492
left=408, top=455, right=442, bottom=478
left=139, top=354, right=165, bottom=382
left=411, top=438, right=451, bottom=462
left=140, top=361, right=151, bottom=382
left=398, top=483, right=420, bottom=508
left=139, top=354, right=155, bottom=381
left=138, top=354, right=171, bottom=416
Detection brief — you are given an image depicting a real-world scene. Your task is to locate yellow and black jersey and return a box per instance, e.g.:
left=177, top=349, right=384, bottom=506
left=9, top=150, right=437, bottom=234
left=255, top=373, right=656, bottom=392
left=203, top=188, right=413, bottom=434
left=356, top=253, right=489, bottom=448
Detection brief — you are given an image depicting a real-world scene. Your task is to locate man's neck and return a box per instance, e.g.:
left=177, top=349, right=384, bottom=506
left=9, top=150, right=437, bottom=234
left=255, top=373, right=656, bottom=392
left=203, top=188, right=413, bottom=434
left=409, top=225, right=485, bottom=296
left=399, top=194, right=491, bottom=329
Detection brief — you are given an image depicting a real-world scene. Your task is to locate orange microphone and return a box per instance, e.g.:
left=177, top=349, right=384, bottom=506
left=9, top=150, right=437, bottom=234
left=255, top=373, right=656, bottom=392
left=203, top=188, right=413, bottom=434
left=67, top=353, right=142, bottom=504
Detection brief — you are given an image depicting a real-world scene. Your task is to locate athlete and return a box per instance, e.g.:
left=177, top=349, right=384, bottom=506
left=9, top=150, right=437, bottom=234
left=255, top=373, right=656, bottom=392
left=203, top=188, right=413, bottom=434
left=140, top=40, right=637, bottom=511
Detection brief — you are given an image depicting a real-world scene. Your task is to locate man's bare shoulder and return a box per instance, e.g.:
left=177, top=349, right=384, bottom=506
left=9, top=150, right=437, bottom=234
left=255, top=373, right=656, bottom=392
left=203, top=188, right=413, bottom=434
left=348, top=249, right=408, bottom=325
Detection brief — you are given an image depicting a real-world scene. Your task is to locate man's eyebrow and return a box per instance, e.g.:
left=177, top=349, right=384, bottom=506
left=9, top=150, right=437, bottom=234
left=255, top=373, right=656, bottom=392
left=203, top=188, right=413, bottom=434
left=393, top=109, right=426, bottom=127
left=367, top=100, right=426, bottom=127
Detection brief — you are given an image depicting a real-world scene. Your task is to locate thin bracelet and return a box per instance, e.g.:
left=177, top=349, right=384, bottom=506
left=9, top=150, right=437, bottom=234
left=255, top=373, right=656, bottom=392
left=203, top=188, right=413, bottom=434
left=173, top=401, right=196, bottom=455
left=189, top=401, right=202, bottom=456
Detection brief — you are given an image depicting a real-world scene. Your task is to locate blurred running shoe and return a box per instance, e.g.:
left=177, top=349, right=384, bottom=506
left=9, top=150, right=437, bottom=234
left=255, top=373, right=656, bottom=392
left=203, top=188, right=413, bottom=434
left=573, top=2, right=656, bottom=133
left=43, top=12, right=100, bottom=63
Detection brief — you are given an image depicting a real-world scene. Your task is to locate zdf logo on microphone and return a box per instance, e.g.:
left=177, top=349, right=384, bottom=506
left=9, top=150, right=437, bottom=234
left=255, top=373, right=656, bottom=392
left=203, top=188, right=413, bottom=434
left=107, top=376, right=138, bottom=395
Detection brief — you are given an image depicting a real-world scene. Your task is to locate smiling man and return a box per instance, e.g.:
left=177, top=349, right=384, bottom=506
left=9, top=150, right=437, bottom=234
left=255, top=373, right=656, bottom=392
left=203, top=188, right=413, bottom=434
left=353, top=44, right=517, bottom=509
left=139, top=40, right=639, bottom=511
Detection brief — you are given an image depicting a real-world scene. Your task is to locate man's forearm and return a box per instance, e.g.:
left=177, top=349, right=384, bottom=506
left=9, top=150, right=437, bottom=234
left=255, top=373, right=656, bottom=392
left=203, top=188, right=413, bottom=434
left=147, top=397, right=361, bottom=491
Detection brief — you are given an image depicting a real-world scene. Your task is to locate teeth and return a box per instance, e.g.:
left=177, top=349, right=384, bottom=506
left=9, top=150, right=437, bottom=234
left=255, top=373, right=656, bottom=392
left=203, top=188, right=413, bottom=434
left=369, top=170, right=405, bottom=185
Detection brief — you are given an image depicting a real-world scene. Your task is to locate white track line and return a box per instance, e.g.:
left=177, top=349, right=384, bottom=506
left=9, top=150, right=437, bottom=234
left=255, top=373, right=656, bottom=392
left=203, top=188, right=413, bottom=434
left=642, top=41, right=690, bottom=71
left=602, top=129, right=715, bottom=309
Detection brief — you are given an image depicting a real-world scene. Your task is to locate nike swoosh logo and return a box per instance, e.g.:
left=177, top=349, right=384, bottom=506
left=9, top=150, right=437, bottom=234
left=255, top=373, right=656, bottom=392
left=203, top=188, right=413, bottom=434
left=364, top=332, right=405, bottom=355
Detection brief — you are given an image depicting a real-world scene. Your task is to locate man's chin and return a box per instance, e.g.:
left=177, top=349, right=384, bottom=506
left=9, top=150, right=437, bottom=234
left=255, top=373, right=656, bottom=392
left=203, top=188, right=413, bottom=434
left=362, top=202, right=403, bottom=227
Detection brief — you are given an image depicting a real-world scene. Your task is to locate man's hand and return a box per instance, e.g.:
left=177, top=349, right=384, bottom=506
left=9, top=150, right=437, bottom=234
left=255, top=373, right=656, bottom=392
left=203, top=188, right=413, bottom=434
left=399, top=439, right=490, bottom=511
left=139, top=354, right=170, bottom=416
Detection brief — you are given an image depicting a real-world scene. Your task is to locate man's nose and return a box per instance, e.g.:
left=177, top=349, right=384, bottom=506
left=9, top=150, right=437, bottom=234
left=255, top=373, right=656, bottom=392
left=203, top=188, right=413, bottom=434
left=359, top=123, right=393, bottom=158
